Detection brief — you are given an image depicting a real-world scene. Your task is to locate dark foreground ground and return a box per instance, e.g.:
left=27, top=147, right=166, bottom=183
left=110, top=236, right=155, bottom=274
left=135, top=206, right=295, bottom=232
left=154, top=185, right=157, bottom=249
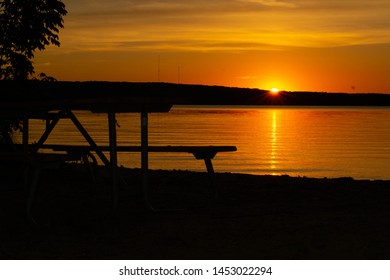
left=1, top=164, right=390, bottom=260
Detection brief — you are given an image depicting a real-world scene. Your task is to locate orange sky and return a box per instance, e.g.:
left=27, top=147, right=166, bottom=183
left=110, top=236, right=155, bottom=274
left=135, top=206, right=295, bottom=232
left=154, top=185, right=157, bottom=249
left=35, top=0, right=390, bottom=93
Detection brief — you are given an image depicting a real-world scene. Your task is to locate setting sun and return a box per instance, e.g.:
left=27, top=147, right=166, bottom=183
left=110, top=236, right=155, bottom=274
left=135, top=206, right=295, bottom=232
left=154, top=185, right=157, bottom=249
left=270, top=88, right=280, bottom=95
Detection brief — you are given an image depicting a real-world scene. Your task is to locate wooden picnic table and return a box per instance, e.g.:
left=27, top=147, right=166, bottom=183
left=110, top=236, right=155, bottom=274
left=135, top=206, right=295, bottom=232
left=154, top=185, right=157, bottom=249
left=28, top=110, right=236, bottom=210
left=1, top=81, right=238, bottom=218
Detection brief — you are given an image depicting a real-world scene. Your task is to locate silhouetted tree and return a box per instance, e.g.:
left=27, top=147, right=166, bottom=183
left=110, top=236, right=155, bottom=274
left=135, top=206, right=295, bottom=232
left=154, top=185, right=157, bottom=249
left=0, top=0, right=67, bottom=144
left=0, top=0, right=67, bottom=80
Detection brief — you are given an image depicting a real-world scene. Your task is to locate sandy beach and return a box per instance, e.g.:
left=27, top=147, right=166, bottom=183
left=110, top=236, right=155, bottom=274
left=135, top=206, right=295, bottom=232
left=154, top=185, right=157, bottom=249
left=1, top=163, right=390, bottom=260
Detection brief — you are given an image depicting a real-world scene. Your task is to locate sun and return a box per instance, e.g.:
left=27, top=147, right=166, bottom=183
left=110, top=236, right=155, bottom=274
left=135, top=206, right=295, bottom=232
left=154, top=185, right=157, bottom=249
left=270, top=88, right=280, bottom=95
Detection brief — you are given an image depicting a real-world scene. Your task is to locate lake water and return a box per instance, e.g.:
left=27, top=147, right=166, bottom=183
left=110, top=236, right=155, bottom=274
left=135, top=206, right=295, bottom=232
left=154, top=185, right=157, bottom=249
left=26, top=106, right=390, bottom=180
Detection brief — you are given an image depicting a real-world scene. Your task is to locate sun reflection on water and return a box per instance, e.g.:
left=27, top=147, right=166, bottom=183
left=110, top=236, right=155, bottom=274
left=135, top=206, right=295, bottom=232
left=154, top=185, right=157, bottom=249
left=270, top=110, right=278, bottom=174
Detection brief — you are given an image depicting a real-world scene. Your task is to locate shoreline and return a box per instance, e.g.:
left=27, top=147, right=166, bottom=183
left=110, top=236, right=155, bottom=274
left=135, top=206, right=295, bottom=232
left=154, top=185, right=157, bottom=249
left=1, top=164, right=390, bottom=259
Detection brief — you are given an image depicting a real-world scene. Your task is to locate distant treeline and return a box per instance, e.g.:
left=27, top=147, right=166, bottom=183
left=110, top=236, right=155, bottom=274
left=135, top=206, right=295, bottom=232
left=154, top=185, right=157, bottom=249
left=160, top=84, right=390, bottom=106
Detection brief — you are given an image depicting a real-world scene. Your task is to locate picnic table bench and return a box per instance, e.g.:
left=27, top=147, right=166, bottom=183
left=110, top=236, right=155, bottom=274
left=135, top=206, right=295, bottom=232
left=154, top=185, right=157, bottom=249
left=40, top=144, right=237, bottom=202
left=37, top=144, right=237, bottom=175
left=36, top=144, right=237, bottom=208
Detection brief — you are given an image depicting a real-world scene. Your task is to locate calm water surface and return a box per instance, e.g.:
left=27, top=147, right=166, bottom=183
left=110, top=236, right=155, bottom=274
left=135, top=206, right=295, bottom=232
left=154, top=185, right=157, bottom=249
left=27, top=106, right=390, bottom=180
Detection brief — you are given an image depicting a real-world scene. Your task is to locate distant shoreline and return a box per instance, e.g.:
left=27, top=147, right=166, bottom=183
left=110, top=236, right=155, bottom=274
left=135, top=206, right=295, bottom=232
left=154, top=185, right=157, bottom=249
left=173, top=104, right=390, bottom=109
left=2, top=81, right=390, bottom=110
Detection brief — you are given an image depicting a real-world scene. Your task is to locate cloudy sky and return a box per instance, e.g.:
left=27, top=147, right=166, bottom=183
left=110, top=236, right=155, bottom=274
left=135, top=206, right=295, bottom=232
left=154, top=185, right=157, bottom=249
left=35, top=0, right=390, bottom=93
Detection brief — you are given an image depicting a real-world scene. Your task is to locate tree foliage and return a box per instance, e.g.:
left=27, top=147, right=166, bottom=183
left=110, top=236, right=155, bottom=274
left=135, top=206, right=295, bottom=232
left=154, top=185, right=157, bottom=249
left=0, top=0, right=67, bottom=144
left=0, top=0, right=67, bottom=80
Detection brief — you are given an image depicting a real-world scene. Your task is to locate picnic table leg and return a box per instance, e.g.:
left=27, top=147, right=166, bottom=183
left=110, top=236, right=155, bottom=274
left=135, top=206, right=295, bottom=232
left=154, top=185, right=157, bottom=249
left=67, top=110, right=111, bottom=167
left=26, top=163, right=41, bottom=225
left=33, top=114, right=60, bottom=152
left=22, top=115, right=29, bottom=152
left=204, top=158, right=218, bottom=199
left=193, top=152, right=218, bottom=199
left=141, top=110, right=152, bottom=210
left=108, top=112, right=118, bottom=212
left=204, top=158, right=215, bottom=174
